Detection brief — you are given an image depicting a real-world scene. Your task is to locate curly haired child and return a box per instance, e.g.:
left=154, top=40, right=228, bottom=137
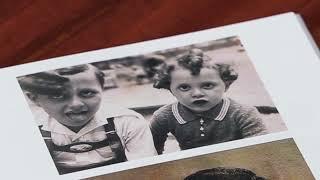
left=150, top=49, right=267, bottom=154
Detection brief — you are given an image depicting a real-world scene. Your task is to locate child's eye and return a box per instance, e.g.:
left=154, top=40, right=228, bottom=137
left=202, top=83, right=215, bottom=89
left=80, top=90, right=97, bottom=98
left=178, top=84, right=191, bottom=91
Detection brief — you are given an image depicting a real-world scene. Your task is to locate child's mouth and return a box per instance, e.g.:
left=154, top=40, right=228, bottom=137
left=192, top=99, right=208, bottom=106
left=66, top=111, right=88, bottom=120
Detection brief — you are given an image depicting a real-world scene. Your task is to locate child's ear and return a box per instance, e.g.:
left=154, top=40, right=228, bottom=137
left=25, top=92, right=40, bottom=106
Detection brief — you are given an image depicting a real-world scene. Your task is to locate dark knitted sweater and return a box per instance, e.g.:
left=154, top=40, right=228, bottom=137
left=150, top=98, right=268, bottom=154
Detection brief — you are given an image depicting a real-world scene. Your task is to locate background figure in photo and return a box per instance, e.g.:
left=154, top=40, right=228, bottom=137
left=18, top=64, right=156, bottom=174
left=150, top=49, right=267, bottom=154
left=184, top=167, right=266, bottom=180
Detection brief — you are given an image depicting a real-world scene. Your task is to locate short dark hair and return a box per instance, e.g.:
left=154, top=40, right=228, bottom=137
left=153, top=49, right=238, bottom=90
left=184, top=167, right=266, bottom=180
left=18, top=64, right=104, bottom=95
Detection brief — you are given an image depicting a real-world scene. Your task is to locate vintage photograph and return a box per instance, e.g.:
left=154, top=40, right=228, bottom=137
left=91, top=138, right=315, bottom=180
left=17, top=36, right=287, bottom=174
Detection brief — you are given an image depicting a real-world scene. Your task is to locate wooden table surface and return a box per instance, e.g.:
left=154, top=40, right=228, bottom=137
left=1, top=0, right=319, bottom=68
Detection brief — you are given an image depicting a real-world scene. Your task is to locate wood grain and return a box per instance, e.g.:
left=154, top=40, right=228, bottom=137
left=0, top=0, right=319, bottom=68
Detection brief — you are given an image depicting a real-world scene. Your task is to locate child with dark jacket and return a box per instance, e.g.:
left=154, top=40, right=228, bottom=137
left=150, top=49, right=267, bottom=154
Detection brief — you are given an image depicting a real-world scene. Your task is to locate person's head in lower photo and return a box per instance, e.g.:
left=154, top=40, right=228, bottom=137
left=18, top=64, right=105, bottom=132
left=153, top=48, right=238, bottom=113
left=184, top=167, right=266, bottom=180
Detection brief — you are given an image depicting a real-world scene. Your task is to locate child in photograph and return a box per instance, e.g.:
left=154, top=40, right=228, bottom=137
left=150, top=49, right=267, bottom=154
left=184, top=167, right=266, bottom=180
left=18, top=64, right=157, bottom=174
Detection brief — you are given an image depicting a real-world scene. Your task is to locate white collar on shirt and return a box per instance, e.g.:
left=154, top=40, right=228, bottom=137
left=172, top=97, right=231, bottom=125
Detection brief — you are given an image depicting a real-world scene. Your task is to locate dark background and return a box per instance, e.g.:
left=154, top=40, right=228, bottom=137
left=0, top=0, right=319, bottom=68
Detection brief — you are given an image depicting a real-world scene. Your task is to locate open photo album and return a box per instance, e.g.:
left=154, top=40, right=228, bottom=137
left=0, top=12, right=319, bottom=179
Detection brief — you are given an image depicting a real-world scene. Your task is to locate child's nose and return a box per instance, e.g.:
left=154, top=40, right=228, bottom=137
left=191, top=88, right=204, bottom=98
left=68, top=97, right=85, bottom=112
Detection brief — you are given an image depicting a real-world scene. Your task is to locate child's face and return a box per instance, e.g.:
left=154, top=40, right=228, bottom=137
left=33, top=69, right=103, bottom=128
left=170, top=68, right=226, bottom=113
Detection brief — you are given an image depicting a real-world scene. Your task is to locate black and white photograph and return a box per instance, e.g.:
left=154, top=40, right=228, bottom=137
left=91, top=138, right=315, bottom=180
left=17, top=36, right=287, bottom=174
